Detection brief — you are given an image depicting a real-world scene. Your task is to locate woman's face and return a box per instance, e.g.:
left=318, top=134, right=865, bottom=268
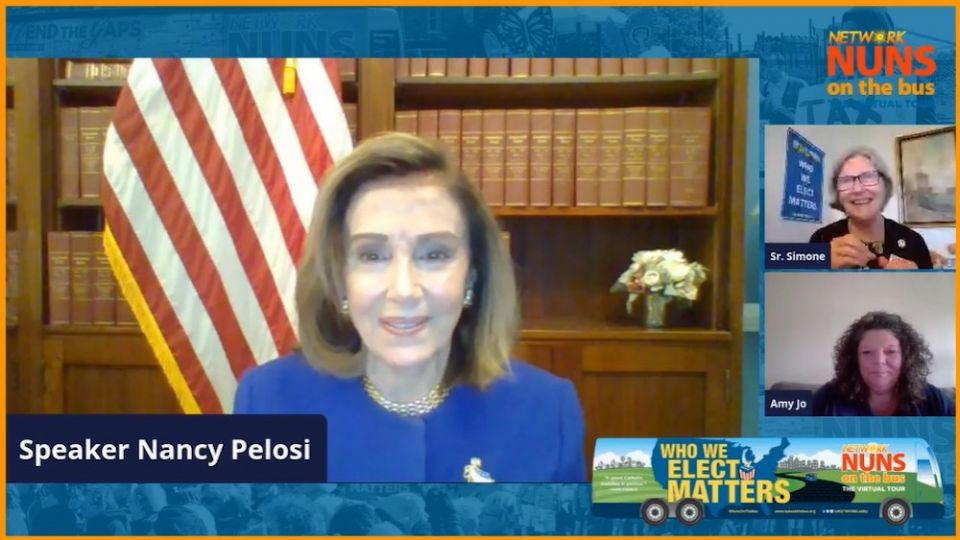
left=857, top=329, right=903, bottom=395
left=344, top=176, right=472, bottom=369
left=837, top=155, right=885, bottom=222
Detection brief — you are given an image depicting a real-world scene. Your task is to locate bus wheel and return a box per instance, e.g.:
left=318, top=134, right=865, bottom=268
left=881, top=498, right=910, bottom=526
left=641, top=499, right=668, bottom=526
left=676, top=499, right=704, bottom=526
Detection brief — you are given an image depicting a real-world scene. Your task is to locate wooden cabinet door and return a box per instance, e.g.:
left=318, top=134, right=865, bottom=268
left=512, top=340, right=552, bottom=372
left=42, top=333, right=180, bottom=413
left=549, top=341, right=734, bottom=467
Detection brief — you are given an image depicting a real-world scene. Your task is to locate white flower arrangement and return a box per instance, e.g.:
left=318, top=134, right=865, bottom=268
left=610, top=249, right=708, bottom=315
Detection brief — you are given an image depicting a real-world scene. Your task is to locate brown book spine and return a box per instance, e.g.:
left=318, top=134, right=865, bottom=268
left=417, top=109, right=439, bottom=140
left=446, top=58, right=468, bottom=77
left=70, top=232, right=96, bottom=324
left=343, top=103, right=358, bottom=145
left=575, top=109, right=600, bottom=206
left=427, top=58, right=446, bottom=77
left=116, top=294, right=137, bottom=326
left=622, top=107, right=648, bottom=206
left=668, top=58, right=691, bottom=75
left=529, top=110, right=552, bottom=207
left=6, top=233, right=18, bottom=324
left=622, top=58, right=646, bottom=75
left=6, top=114, right=15, bottom=193
left=691, top=58, right=716, bottom=74
left=86, top=107, right=112, bottom=198
left=600, top=58, right=622, bottom=76
left=468, top=59, right=487, bottom=77
left=481, top=109, right=506, bottom=206
left=395, top=58, right=411, bottom=78
left=669, top=107, right=711, bottom=207
left=92, top=232, right=116, bottom=325
left=394, top=111, right=418, bottom=135
left=117, top=63, right=131, bottom=80
left=410, top=58, right=428, bottom=77
left=505, top=109, right=530, bottom=207
left=646, top=108, right=671, bottom=206
left=510, top=58, right=530, bottom=78
left=79, top=107, right=101, bottom=198
left=460, top=110, right=483, bottom=188
left=487, top=59, right=509, bottom=78
left=116, top=292, right=137, bottom=326
left=553, top=58, right=574, bottom=77
left=574, top=58, right=599, bottom=77
left=58, top=107, right=80, bottom=200
left=438, top=110, right=461, bottom=169
left=531, top=59, right=551, bottom=77
left=599, top=109, right=624, bottom=206
left=551, top=109, right=576, bottom=206
left=48, top=232, right=72, bottom=326
left=646, top=58, right=667, bottom=75
left=340, top=58, right=357, bottom=80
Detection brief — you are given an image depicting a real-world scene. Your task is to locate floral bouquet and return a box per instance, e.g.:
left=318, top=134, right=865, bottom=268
left=610, top=249, right=708, bottom=316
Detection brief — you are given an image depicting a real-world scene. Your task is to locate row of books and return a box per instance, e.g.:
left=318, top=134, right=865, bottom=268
left=62, top=58, right=713, bottom=82
left=63, top=59, right=360, bottom=82
left=7, top=233, right=18, bottom=324
left=395, top=107, right=711, bottom=208
left=55, top=104, right=357, bottom=200
left=47, top=232, right=137, bottom=326
left=396, top=58, right=716, bottom=78
left=64, top=60, right=132, bottom=81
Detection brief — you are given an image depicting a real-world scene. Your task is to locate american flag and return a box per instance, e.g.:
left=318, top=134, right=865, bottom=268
left=738, top=466, right=755, bottom=481
left=102, top=59, right=353, bottom=413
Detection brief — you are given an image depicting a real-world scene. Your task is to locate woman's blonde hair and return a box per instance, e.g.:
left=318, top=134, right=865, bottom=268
left=296, top=132, right=519, bottom=388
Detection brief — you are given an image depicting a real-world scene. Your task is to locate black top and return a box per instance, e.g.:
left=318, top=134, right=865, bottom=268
left=812, top=381, right=955, bottom=416
left=809, top=217, right=933, bottom=269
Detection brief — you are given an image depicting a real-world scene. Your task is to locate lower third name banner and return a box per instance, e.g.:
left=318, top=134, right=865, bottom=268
left=7, top=414, right=327, bottom=483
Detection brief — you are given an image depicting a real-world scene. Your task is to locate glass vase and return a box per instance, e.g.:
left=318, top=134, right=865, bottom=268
left=644, top=294, right=670, bottom=328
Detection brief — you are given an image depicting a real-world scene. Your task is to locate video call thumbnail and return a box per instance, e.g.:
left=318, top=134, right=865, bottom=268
left=765, top=124, right=955, bottom=271
left=764, top=272, right=955, bottom=416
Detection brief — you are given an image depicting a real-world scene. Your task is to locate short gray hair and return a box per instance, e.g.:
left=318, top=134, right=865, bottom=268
left=827, top=147, right=894, bottom=211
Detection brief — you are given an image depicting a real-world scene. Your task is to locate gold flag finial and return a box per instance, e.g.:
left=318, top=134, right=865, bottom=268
left=282, top=59, right=297, bottom=96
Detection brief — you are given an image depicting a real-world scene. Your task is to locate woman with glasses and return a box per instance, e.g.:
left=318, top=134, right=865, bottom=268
left=809, top=148, right=933, bottom=269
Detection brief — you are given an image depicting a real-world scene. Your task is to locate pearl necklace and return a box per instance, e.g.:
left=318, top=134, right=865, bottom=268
left=361, top=376, right=449, bottom=417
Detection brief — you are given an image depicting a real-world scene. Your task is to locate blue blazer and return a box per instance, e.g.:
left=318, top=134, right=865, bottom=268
left=234, top=353, right=586, bottom=482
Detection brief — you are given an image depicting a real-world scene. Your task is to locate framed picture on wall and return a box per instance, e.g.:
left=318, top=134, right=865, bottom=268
left=897, top=126, right=956, bottom=226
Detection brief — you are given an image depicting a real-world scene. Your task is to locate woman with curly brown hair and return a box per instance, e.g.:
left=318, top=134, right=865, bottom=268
left=812, top=311, right=954, bottom=416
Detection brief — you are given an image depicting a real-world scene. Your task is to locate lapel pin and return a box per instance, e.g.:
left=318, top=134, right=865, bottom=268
left=463, top=457, right=495, bottom=483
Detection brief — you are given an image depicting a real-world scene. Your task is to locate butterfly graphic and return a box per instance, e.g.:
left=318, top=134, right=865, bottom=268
left=485, top=7, right=554, bottom=56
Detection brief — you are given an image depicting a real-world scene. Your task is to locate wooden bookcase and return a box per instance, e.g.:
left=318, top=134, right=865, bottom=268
left=6, top=74, right=19, bottom=412
left=6, top=59, right=747, bottom=463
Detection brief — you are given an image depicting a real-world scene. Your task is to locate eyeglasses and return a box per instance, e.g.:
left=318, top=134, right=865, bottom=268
left=837, top=170, right=881, bottom=191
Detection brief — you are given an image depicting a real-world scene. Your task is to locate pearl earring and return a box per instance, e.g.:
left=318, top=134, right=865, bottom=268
left=339, top=298, right=350, bottom=315
left=463, top=288, right=474, bottom=307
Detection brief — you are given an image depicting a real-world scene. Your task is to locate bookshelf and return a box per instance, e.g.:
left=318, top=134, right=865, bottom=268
left=6, top=75, right=18, bottom=411
left=6, top=59, right=747, bottom=455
